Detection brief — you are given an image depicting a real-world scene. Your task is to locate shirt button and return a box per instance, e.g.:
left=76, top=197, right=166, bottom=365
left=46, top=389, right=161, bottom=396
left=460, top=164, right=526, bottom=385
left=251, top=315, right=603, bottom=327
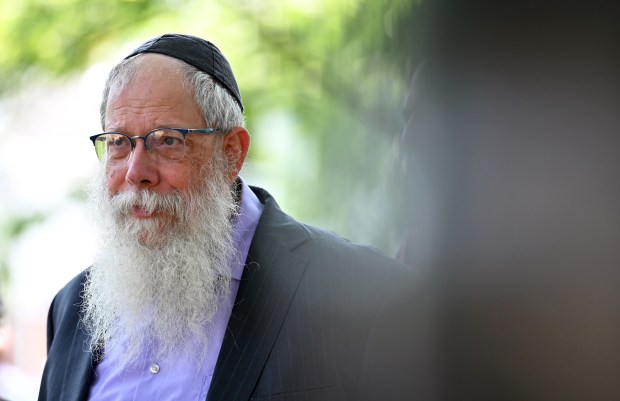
left=150, top=364, right=160, bottom=374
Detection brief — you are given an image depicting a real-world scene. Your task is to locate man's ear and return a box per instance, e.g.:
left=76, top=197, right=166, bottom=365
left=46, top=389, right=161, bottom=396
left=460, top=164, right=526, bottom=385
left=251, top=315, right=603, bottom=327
left=221, top=127, right=250, bottom=183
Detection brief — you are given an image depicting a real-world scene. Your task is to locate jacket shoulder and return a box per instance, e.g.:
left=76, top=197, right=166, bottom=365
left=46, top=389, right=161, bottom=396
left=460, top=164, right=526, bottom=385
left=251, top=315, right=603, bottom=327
left=52, top=271, right=87, bottom=317
left=250, top=184, right=406, bottom=270
left=47, top=270, right=88, bottom=347
left=251, top=185, right=412, bottom=298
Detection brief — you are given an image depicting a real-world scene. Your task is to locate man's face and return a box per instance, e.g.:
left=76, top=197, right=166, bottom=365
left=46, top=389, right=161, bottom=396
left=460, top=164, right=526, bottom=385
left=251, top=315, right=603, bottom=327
left=83, top=54, right=251, bottom=364
left=103, top=55, right=217, bottom=218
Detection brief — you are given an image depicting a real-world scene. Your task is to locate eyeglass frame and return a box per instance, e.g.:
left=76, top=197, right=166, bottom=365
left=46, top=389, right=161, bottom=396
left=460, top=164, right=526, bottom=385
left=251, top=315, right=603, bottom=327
left=89, top=127, right=223, bottom=164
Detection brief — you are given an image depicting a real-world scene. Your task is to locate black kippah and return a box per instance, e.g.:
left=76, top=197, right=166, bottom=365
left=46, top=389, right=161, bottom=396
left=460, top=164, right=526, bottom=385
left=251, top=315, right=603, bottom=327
left=124, top=34, right=244, bottom=112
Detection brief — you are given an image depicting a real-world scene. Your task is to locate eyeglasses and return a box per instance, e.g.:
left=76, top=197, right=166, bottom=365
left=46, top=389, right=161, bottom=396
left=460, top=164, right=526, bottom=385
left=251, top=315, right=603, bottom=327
left=89, top=128, right=222, bottom=165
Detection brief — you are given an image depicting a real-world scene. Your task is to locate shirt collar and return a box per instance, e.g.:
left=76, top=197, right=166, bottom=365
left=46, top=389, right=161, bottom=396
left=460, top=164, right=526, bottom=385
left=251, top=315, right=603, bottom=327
left=230, top=177, right=264, bottom=281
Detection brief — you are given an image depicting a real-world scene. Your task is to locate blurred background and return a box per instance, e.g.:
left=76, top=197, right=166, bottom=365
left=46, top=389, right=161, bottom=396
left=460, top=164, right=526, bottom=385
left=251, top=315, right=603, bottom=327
left=2, top=0, right=620, bottom=400
left=0, top=0, right=420, bottom=398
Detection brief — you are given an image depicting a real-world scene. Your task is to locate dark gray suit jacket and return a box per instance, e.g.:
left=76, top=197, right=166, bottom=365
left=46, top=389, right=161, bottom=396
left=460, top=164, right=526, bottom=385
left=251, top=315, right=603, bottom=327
left=38, top=187, right=419, bottom=401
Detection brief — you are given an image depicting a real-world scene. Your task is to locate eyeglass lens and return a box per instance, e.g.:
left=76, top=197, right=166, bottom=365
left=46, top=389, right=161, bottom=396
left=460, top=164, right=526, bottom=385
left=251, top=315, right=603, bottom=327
left=94, top=129, right=187, bottom=164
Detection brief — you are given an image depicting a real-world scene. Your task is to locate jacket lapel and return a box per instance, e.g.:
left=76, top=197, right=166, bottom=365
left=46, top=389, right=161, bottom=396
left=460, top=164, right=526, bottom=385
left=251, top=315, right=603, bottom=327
left=207, top=187, right=309, bottom=400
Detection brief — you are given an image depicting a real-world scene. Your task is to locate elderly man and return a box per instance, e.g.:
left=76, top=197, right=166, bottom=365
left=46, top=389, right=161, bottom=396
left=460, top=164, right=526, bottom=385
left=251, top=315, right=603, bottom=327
left=38, top=34, right=419, bottom=401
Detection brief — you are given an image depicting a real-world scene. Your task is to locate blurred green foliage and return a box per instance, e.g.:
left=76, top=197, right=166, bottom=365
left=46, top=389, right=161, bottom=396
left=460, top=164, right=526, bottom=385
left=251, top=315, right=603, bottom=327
left=0, top=0, right=420, bottom=253
left=0, top=0, right=170, bottom=92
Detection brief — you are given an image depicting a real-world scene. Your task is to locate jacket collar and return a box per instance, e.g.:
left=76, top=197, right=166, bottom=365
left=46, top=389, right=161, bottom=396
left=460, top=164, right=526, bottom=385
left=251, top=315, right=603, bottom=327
left=207, top=186, right=310, bottom=400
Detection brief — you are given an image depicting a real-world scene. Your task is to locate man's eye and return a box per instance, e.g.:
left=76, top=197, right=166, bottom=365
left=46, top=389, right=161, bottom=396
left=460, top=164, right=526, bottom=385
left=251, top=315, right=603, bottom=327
left=107, top=136, right=128, bottom=148
left=162, top=136, right=181, bottom=146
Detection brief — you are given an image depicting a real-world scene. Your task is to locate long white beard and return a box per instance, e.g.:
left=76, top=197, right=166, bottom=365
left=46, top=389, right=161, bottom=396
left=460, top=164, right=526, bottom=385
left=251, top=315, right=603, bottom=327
left=82, top=155, right=238, bottom=367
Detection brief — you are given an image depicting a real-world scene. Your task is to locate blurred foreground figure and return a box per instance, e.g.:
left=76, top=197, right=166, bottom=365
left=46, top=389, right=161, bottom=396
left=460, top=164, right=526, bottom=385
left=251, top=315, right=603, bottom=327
left=38, top=34, right=418, bottom=401
left=402, top=2, right=620, bottom=400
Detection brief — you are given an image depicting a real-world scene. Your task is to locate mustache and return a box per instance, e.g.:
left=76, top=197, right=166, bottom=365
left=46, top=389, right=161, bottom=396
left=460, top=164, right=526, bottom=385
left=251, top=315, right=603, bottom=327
left=109, top=189, right=186, bottom=217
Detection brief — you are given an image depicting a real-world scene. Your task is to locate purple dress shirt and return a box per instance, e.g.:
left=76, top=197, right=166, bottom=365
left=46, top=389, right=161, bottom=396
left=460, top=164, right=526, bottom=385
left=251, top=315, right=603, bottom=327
left=88, top=178, right=264, bottom=401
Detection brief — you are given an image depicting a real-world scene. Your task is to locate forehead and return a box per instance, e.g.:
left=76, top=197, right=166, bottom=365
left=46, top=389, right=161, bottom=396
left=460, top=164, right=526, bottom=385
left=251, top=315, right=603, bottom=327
left=104, top=55, right=205, bottom=131
left=109, top=54, right=189, bottom=100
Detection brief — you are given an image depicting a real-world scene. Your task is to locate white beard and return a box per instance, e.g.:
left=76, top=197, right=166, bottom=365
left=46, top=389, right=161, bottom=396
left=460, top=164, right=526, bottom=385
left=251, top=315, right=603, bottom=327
left=82, top=154, right=239, bottom=368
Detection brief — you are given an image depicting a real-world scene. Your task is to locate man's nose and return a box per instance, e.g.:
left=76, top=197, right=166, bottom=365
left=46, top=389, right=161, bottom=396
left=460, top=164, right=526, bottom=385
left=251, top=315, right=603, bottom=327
left=125, top=140, right=160, bottom=187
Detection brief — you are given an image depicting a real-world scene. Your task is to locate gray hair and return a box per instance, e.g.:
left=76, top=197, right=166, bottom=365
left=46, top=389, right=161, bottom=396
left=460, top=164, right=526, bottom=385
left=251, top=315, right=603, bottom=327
left=100, top=54, right=245, bottom=131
